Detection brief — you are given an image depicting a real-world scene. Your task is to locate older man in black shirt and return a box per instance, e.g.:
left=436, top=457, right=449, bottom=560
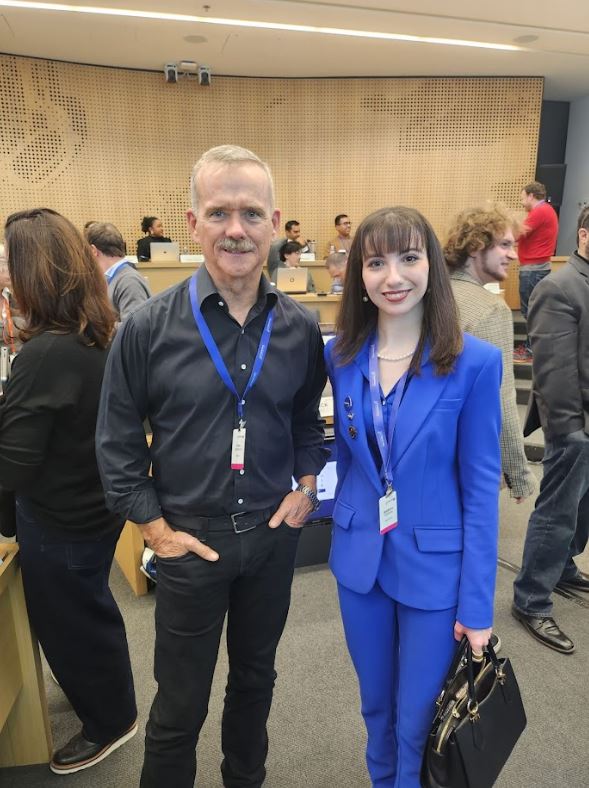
left=96, top=145, right=327, bottom=788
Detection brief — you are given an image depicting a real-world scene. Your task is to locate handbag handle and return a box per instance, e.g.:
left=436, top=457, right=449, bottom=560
left=464, top=636, right=505, bottom=717
left=433, top=637, right=470, bottom=717
left=434, top=634, right=503, bottom=719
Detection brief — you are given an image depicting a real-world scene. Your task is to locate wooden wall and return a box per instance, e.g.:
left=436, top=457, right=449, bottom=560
left=0, top=55, right=543, bottom=253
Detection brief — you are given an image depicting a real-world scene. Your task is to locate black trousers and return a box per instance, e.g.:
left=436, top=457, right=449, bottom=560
left=16, top=498, right=137, bottom=744
left=140, top=521, right=301, bottom=788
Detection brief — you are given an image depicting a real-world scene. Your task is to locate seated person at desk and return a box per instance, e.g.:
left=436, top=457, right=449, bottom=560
left=326, top=214, right=353, bottom=255
left=325, top=250, right=347, bottom=293
left=278, top=241, right=316, bottom=292
left=268, top=219, right=310, bottom=280
left=136, top=215, right=172, bottom=261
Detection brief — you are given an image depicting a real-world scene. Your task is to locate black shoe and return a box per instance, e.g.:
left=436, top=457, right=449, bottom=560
left=511, top=606, right=575, bottom=654
left=50, top=721, right=138, bottom=775
left=557, top=574, right=589, bottom=593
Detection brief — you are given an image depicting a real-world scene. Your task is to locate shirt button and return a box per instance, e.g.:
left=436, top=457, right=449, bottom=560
left=218, top=300, right=224, bottom=307
left=237, top=498, right=244, bottom=505
left=239, top=469, right=245, bottom=476
left=241, top=363, right=247, bottom=370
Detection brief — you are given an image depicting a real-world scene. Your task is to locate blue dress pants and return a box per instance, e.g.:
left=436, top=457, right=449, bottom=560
left=338, top=581, right=457, bottom=788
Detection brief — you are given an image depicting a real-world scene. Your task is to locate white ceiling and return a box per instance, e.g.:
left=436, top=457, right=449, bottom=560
left=1, top=0, right=589, bottom=100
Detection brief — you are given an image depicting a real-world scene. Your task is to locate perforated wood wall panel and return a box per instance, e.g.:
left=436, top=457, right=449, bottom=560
left=0, top=55, right=543, bottom=254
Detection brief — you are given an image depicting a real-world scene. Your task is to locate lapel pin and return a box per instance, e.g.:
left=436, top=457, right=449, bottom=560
left=348, top=426, right=358, bottom=439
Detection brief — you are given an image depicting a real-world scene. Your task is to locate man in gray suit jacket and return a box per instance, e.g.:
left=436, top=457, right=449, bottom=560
left=513, top=205, right=589, bottom=654
left=86, top=222, right=152, bottom=323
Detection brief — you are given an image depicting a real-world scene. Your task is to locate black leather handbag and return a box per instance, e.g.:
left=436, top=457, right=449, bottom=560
left=421, top=637, right=526, bottom=788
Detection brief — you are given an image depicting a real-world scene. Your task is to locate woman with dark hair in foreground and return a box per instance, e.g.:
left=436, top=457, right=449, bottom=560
left=0, top=208, right=137, bottom=775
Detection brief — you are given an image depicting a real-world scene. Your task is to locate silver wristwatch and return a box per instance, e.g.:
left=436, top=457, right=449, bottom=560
left=296, top=483, right=320, bottom=512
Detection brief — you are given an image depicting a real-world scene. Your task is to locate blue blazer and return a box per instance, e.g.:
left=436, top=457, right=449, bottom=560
left=325, top=334, right=502, bottom=629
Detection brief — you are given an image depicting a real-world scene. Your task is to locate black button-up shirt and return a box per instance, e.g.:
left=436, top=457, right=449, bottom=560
left=96, top=265, right=328, bottom=526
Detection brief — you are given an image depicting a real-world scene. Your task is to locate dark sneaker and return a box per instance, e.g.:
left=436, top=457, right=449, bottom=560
left=489, top=633, right=501, bottom=654
left=50, top=721, right=138, bottom=775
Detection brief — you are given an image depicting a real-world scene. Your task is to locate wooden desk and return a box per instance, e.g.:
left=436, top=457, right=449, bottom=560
left=291, top=293, right=342, bottom=324
left=114, top=522, right=148, bottom=597
left=137, top=261, right=197, bottom=294
left=0, top=544, right=52, bottom=767
left=137, top=261, right=333, bottom=296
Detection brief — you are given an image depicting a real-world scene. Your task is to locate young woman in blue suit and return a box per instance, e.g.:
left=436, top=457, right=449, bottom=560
left=325, top=207, right=502, bottom=787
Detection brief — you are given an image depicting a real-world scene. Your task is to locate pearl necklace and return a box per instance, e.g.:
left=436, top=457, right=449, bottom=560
left=376, top=348, right=416, bottom=362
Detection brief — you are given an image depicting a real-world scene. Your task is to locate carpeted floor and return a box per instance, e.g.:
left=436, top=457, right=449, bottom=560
left=2, top=465, right=589, bottom=787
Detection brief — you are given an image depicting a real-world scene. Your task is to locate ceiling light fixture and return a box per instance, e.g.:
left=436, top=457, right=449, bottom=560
left=0, top=1, right=524, bottom=51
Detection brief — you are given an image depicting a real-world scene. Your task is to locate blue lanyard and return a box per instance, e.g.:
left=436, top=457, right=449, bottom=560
left=189, top=273, right=274, bottom=425
left=368, top=339, right=408, bottom=493
left=104, top=260, right=131, bottom=283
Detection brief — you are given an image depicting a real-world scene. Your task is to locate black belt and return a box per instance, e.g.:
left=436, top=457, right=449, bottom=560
left=171, top=507, right=277, bottom=535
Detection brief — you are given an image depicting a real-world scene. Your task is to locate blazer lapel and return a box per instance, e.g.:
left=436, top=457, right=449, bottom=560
left=391, top=347, right=450, bottom=471
left=345, top=340, right=383, bottom=495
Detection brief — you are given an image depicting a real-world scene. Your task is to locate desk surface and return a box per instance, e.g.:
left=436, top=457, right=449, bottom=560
left=292, top=293, right=342, bottom=303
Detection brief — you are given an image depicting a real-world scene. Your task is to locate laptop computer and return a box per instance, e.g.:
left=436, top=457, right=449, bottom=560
left=276, top=267, right=308, bottom=294
left=150, top=242, right=180, bottom=262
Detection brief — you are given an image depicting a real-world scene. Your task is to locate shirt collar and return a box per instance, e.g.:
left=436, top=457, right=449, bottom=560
left=197, top=263, right=278, bottom=311
left=104, top=257, right=131, bottom=279
left=449, top=268, right=484, bottom=288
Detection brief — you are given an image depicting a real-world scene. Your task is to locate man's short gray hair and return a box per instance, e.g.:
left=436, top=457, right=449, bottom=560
left=190, top=145, right=275, bottom=211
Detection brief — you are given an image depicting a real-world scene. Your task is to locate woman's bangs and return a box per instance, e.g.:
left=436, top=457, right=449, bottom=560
left=361, top=213, right=425, bottom=260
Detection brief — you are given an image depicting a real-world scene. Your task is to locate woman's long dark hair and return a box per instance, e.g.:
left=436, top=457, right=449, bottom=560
left=334, top=206, right=462, bottom=375
left=5, top=208, right=115, bottom=348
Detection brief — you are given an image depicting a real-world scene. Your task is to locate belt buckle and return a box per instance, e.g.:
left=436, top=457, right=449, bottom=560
left=231, top=511, right=257, bottom=534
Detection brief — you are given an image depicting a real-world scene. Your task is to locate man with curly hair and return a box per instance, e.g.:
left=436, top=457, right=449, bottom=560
left=444, top=205, right=536, bottom=503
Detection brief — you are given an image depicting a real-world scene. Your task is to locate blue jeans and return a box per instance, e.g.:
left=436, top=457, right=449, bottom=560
left=519, top=266, right=550, bottom=351
left=513, top=431, right=589, bottom=616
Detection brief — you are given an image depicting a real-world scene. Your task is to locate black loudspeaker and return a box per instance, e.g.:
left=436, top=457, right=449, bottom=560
left=198, top=66, right=211, bottom=87
left=535, top=164, right=567, bottom=206
left=164, top=63, right=178, bottom=84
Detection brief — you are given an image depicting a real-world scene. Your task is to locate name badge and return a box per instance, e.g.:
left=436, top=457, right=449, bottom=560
left=231, top=428, right=246, bottom=470
left=379, top=489, right=398, bottom=534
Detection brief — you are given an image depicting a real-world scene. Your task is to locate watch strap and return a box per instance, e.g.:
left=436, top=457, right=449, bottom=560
left=296, top=483, right=320, bottom=512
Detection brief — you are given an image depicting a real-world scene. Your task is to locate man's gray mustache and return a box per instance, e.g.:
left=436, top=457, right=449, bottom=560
left=218, top=239, right=256, bottom=253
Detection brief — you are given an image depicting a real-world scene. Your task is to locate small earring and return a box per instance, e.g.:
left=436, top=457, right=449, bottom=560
left=362, top=293, right=369, bottom=302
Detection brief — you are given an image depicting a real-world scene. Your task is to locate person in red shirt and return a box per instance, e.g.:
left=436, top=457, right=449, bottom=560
left=514, top=181, right=559, bottom=362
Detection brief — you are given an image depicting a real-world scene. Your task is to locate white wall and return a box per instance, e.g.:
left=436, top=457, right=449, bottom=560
left=557, top=94, right=589, bottom=255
